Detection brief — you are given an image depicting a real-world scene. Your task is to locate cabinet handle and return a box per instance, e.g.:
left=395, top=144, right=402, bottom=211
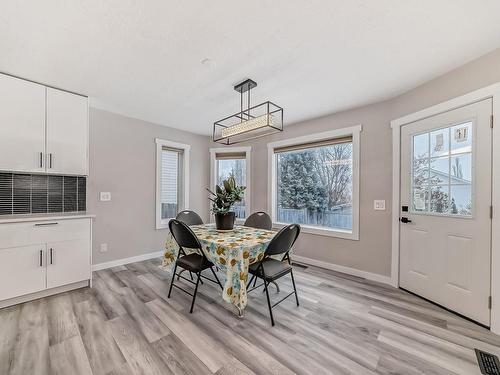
left=50, top=248, right=53, bottom=265
left=34, top=222, right=59, bottom=227
left=39, top=250, right=43, bottom=267
left=39, top=152, right=43, bottom=168
left=49, top=153, right=53, bottom=169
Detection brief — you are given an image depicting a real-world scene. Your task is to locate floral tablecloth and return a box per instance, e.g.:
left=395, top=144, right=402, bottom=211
left=161, top=224, right=276, bottom=310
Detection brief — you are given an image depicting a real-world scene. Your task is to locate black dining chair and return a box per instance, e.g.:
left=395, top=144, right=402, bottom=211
left=244, top=211, right=272, bottom=230
left=176, top=210, right=204, bottom=226
left=246, top=224, right=301, bottom=326
left=167, top=219, right=223, bottom=313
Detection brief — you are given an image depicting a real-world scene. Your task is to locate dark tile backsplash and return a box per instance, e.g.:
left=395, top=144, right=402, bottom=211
left=0, top=173, right=86, bottom=215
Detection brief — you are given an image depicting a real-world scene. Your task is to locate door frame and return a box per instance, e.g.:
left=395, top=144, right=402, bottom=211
left=391, top=82, right=500, bottom=334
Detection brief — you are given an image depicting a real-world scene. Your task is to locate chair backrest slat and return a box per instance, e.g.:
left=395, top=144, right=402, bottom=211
left=265, top=224, right=300, bottom=256
left=244, top=211, right=272, bottom=230
left=176, top=210, right=204, bottom=226
left=168, top=219, right=202, bottom=250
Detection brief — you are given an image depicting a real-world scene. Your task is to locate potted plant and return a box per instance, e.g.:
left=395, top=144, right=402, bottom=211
left=207, top=176, right=246, bottom=230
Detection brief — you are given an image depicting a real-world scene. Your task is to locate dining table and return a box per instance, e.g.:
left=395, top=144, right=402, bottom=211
left=161, top=223, right=278, bottom=315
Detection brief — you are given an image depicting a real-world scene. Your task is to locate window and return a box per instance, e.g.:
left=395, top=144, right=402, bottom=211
left=411, top=121, right=473, bottom=216
left=156, top=139, right=190, bottom=229
left=210, top=147, right=251, bottom=220
left=268, top=126, right=361, bottom=239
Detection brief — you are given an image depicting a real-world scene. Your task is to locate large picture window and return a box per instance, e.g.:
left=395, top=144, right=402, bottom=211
left=268, top=127, right=360, bottom=239
left=210, top=147, right=251, bottom=220
left=156, top=139, right=190, bottom=229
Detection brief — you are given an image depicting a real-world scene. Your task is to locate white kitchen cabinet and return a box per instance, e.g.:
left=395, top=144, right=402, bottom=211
left=0, top=74, right=46, bottom=173
left=0, top=244, right=47, bottom=301
left=46, top=87, right=89, bottom=175
left=46, top=238, right=91, bottom=289
left=0, top=216, right=92, bottom=306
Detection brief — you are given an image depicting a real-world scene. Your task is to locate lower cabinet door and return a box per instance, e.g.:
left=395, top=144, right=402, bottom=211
left=46, top=239, right=91, bottom=289
left=0, top=244, right=47, bottom=301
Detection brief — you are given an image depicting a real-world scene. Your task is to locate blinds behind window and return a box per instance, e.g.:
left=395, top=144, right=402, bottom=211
left=161, top=147, right=182, bottom=205
left=274, top=136, right=352, bottom=154
left=215, top=152, right=246, bottom=160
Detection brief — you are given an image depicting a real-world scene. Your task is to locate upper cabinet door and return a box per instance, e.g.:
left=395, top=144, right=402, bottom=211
left=46, top=88, right=88, bottom=175
left=0, top=74, right=46, bottom=173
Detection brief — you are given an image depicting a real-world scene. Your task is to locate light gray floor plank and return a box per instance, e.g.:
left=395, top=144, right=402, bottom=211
left=108, top=314, right=173, bottom=375
left=2, top=257, right=500, bottom=375
left=73, top=297, right=127, bottom=375
left=9, top=299, right=50, bottom=375
left=49, top=335, right=93, bottom=375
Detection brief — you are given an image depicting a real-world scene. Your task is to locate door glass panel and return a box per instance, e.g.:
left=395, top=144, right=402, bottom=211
left=451, top=154, right=471, bottom=183
left=412, top=187, right=429, bottom=212
left=413, top=159, right=429, bottom=186
left=430, top=128, right=449, bottom=157
left=413, top=133, right=429, bottom=159
left=451, top=122, right=472, bottom=154
left=430, top=157, right=449, bottom=185
left=450, top=185, right=472, bottom=215
left=430, top=186, right=450, bottom=214
left=411, top=121, right=473, bottom=217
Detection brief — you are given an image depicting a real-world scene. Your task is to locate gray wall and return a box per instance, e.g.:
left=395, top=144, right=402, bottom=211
left=212, top=48, right=500, bottom=277
left=88, top=109, right=210, bottom=264
left=89, top=48, right=500, bottom=275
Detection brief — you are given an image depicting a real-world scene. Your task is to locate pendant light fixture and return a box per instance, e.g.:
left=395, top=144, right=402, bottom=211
left=213, top=79, right=283, bottom=145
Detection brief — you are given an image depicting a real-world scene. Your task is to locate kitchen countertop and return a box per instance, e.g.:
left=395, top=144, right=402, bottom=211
left=0, top=212, right=95, bottom=224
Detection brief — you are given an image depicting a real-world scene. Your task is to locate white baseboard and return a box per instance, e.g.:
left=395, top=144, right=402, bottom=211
left=292, top=255, right=392, bottom=285
left=92, top=250, right=163, bottom=271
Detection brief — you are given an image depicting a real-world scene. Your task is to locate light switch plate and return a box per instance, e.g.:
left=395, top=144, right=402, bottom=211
left=374, top=200, right=386, bottom=210
left=100, top=192, right=111, bottom=201
left=99, top=243, right=108, bottom=253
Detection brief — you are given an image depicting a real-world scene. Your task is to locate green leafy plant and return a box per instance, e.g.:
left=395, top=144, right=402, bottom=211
left=207, top=176, right=246, bottom=215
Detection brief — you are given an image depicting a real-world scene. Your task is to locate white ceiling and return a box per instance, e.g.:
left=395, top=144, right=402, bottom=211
left=1, top=1, right=500, bottom=135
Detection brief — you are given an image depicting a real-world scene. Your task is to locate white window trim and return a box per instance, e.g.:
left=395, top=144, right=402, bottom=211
left=155, top=138, right=190, bottom=229
left=209, top=146, right=251, bottom=223
left=267, top=125, right=361, bottom=240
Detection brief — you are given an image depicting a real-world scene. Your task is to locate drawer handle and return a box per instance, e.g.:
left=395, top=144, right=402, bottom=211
left=34, top=222, right=59, bottom=227
left=39, top=250, right=43, bottom=267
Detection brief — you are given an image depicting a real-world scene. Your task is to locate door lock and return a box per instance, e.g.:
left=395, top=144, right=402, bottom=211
left=400, top=217, right=412, bottom=223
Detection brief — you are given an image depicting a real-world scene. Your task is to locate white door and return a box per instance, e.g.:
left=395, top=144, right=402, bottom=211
left=400, top=99, right=492, bottom=326
left=46, top=238, right=91, bottom=289
left=0, top=74, right=46, bottom=173
left=0, top=244, right=46, bottom=301
left=46, top=88, right=88, bottom=175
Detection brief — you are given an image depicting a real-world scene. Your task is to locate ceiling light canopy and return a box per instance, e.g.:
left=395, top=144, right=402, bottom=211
left=213, top=79, right=283, bottom=145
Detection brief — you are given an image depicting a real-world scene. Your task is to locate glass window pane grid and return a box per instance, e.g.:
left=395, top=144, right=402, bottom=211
left=410, top=123, right=472, bottom=217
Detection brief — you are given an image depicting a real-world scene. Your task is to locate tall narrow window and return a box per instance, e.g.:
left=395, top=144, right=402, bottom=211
left=161, top=147, right=183, bottom=220
left=210, top=147, right=251, bottom=220
left=156, top=139, right=190, bottom=229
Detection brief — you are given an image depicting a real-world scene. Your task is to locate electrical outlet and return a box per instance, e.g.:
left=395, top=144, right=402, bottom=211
left=100, top=243, right=108, bottom=253
left=374, top=200, right=386, bottom=211
left=100, top=192, right=111, bottom=201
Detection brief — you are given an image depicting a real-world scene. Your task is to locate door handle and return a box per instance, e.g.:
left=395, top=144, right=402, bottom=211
left=39, top=250, right=43, bottom=267
left=49, top=248, right=53, bottom=265
left=400, top=217, right=412, bottom=223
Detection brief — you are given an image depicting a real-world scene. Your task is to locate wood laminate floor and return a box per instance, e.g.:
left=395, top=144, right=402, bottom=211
left=1, top=258, right=499, bottom=375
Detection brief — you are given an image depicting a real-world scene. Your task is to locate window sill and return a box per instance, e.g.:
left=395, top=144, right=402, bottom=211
left=272, top=221, right=359, bottom=240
